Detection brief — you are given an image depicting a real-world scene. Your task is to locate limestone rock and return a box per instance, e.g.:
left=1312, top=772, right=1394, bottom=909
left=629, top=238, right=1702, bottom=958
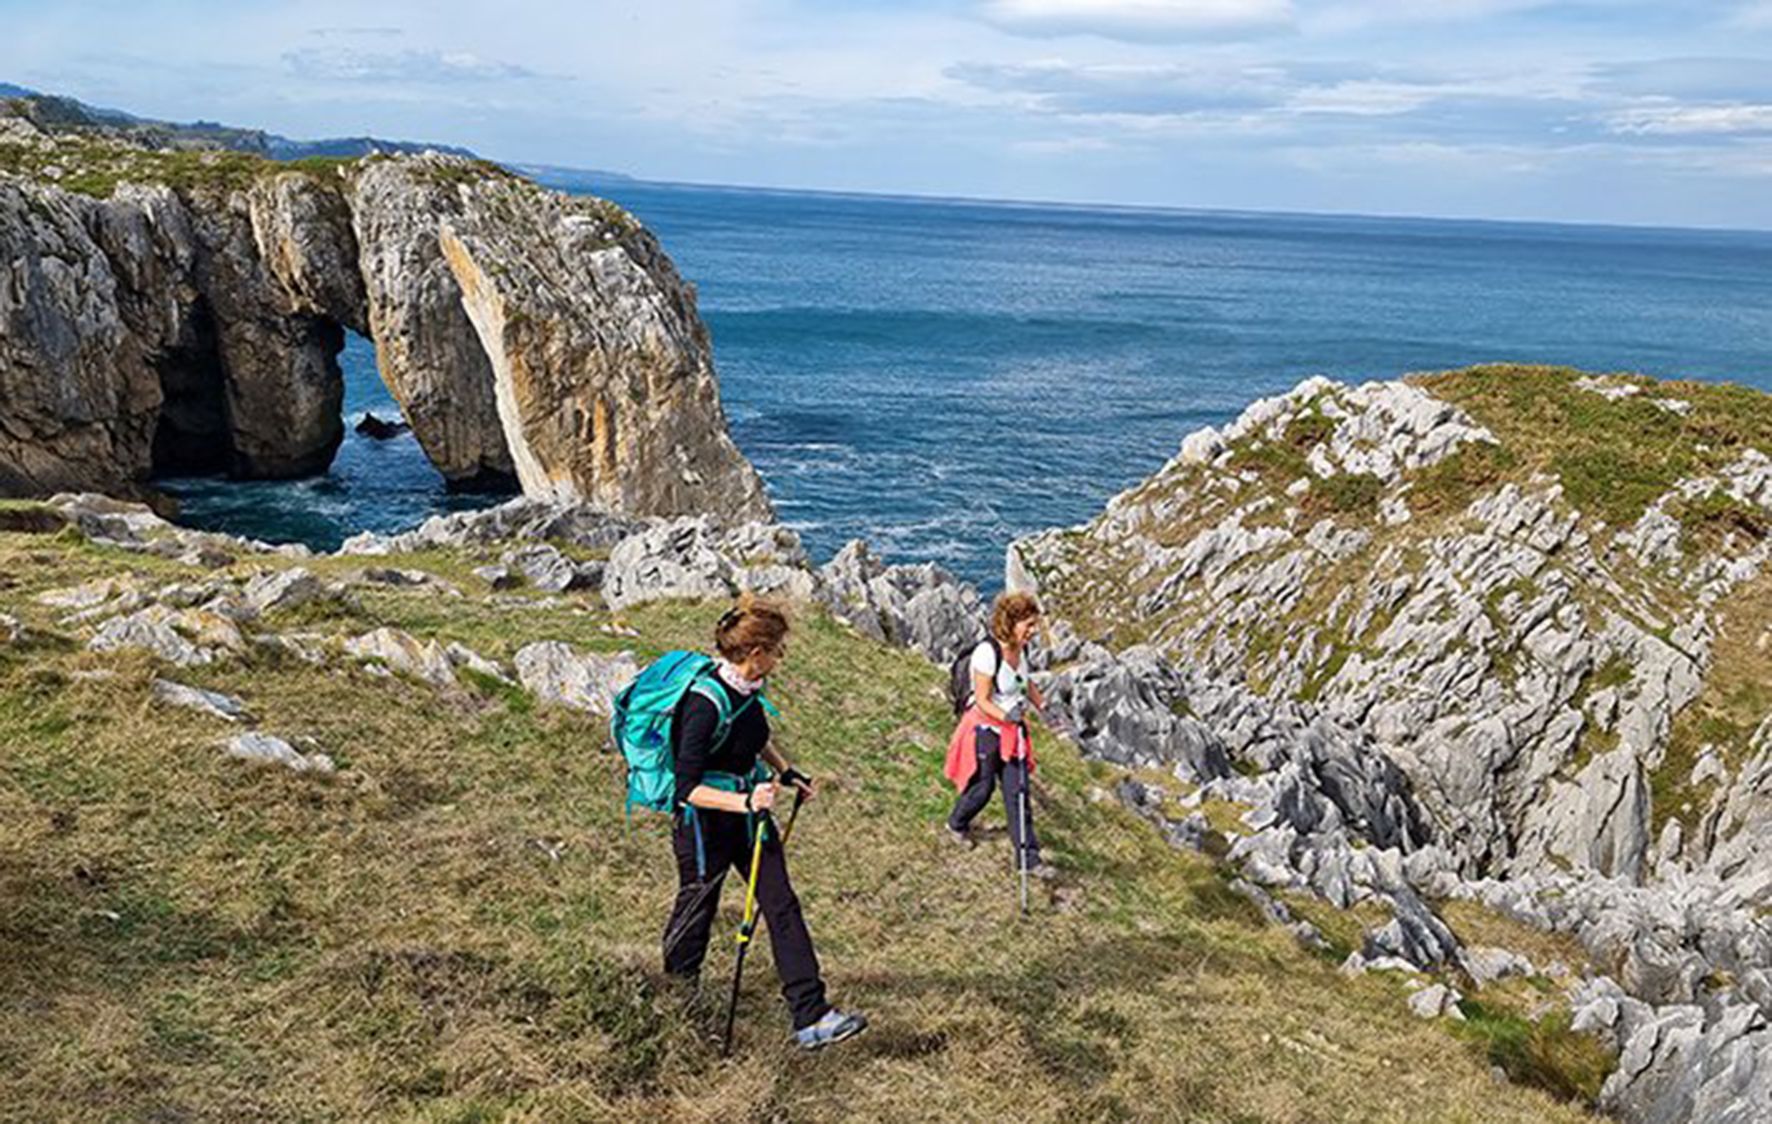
left=89, top=606, right=245, bottom=666
left=514, top=641, right=639, bottom=716
left=342, top=627, right=456, bottom=687
left=242, top=567, right=328, bottom=617
left=355, top=412, right=409, bottom=439
left=184, top=179, right=348, bottom=478
left=445, top=641, right=511, bottom=684
left=5, top=153, right=771, bottom=522
left=347, top=156, right=512, bottom=486
left=339, top=496, right=639, bottom=556
left=38, top=578, right=125, bottom=610
left=0, top=179, right=161, bottom=493
left=817, top=539, right=984, bottom=663
left=435, top=168, right=770, bottom=521
left=603, top=518, right=737, bottom=609
left=223, top=732, right=334, bottom=773
left=1407, top=983, right=1464, bottom=1020
left=254, top=631, right=329, bottom=665
left=472, top=564, right=519, bottom=591
left=1600, top=998, right=1772, bottom=1124
left=500, top=543, right=600, bottom=593
left=1464, top=945, right=1534, bottom=987
left=151, top=678, right=249, bottom=723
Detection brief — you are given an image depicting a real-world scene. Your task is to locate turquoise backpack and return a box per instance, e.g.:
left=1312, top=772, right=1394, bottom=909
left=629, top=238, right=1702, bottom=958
left=610, top=651, right=776, bottom=815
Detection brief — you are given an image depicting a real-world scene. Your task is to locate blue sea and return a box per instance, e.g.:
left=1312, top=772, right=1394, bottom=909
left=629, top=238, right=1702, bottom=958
left=163, top=180, right=1772, bottom=589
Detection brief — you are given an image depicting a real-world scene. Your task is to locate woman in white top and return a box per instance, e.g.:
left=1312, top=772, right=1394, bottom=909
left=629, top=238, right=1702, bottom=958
left=943, top=591, right=1054, bottom=878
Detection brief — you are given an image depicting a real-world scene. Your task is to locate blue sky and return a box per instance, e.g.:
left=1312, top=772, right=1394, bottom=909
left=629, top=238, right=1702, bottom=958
left=5, top=1, right=1772, bottom=227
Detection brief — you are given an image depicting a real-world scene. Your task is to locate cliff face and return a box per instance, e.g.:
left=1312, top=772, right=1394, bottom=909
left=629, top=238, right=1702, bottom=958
left=348, top=158, right=511, bottom=487
left=0, top=116, right=770, bottom=522
left=0, top=179, right=163, bottom=493
left=437, top=177, right=771, bottom=524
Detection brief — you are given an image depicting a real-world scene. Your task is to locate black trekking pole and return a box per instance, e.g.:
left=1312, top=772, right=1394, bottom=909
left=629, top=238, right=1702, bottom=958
left=720, top=788, right=806, bottom=1057
left=1017, top=765, right=1030, bottom=916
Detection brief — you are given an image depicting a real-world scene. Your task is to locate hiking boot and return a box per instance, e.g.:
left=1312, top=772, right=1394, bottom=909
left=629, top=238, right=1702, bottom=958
left=944, top=825, right=974, bottom=848
left=1028, top=860, right=1059, bottom=882
left=794, top=1008, right=868, bottom=1051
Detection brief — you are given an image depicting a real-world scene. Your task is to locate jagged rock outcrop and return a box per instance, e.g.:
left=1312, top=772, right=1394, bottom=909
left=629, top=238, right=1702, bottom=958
left=1010, top=368, right=1772, bottom=1122
left=2, top=113, right=768, bottom=520
left=1011, top=372, right=1772, bottom=886
left=1572, top=977, right=1772, bottom=1122
left=817, top=539, right=985, bottom=663
left=514, top=642, right=640, bottom=717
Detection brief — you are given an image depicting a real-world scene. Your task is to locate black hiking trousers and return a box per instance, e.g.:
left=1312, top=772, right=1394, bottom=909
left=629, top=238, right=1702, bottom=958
left=661, top=807, right=830, bottom=1031
left=947, top=725, right=1041, bottom=868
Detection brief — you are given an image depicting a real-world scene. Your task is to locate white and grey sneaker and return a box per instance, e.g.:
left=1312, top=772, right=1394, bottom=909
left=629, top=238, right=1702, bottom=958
left=793, top=1008, right=868, bottom=1051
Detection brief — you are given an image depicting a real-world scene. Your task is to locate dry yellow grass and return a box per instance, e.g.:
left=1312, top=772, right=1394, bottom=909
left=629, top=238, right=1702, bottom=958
left=0, top=531, right=1600, bottom=1122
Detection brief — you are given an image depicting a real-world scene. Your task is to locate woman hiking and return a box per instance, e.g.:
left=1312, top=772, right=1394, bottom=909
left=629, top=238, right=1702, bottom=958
left=660, top=595, right=868, bottom=1051
left=944, top=591, right=1056, bottom=880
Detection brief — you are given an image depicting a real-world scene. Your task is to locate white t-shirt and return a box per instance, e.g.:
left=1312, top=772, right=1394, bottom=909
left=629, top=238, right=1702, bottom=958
left=970, top=640, right=1028, bottom=716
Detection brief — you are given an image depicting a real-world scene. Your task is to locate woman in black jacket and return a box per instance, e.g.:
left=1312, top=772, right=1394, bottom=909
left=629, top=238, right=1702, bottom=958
left=660, top=596, right=868, bottom=1051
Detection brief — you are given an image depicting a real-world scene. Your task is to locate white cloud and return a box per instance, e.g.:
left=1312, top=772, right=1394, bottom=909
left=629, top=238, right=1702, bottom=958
left=1593, top=57, right=1772, bottom=102
left=978, top=0, right=1295, bottom=42
left=280, top=48, right=540, bottom=84
left=1604, top=102, right=1772, bottom=135
left=1288, top=79, right=1447, bottom=116
left=1009, top=135, right=1123, bottom=153
left=1302, top=0, right=1560, bottom=33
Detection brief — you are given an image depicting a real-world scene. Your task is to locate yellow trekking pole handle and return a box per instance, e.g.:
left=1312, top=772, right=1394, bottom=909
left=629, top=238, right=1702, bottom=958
left=736, top=816, right=766, bottom=945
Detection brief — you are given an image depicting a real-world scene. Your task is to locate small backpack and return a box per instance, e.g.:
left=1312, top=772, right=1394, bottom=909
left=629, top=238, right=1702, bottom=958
left=948, top=637, right=1001, bottom=717
left=610, top=651, right=759, bottom=815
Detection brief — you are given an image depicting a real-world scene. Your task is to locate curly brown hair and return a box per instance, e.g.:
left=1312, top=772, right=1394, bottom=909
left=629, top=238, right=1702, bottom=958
left=990, top=591, right=1041, bottom=646
left=714, top=594, right=791, bottom=662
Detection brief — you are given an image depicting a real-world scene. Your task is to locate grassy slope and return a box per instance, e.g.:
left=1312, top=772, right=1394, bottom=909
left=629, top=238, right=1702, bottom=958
left=0, top=531, right=1594, bottom=1122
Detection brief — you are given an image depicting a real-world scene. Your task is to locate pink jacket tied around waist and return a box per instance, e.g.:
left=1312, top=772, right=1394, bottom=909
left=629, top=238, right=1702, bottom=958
left=944, top=705, right=1035, bottom=791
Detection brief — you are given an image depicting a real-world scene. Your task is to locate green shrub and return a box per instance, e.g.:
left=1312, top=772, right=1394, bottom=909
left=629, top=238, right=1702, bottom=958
left=1452, top=1001, right=1615, bottom=1106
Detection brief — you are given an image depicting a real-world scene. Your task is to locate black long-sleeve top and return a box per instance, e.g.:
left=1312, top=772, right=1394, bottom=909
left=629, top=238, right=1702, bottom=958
left=671, top=675, right=770, bottom=811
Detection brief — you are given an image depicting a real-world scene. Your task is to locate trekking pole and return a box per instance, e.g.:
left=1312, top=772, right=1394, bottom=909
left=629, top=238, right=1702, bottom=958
left=721, top=815, right=767, bottom=1058
left=1018, top=765, right=1029, bottom=916
left=720, top=788, right=805, bottom=1057
left=780, top=787, right=806, bottom=846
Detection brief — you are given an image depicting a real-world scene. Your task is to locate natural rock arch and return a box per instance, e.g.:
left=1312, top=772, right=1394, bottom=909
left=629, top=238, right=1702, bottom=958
left=0, top=151, right=771, bottom=526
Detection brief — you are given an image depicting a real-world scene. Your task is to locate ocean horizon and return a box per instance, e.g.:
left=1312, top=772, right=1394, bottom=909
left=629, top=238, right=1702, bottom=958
left=163, top=175, right=1772, bottom=590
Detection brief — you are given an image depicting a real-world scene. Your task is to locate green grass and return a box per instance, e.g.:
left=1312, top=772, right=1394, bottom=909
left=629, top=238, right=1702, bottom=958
left=1450, top=1001, right=1614, bottom=1106
left=1648, top=572, right=1772, bottom=837
left=0, top=532, right=1596, bottom=1122
left=1407, top=441, right=1519, bottom=518
left=1674, top=490, right=1771, bottom=552
left=1420, top=365, right=1772, bottom=528
left=1304, top=473, right=1384, bottom=519
left=0, top=134, right=539, bottom=204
